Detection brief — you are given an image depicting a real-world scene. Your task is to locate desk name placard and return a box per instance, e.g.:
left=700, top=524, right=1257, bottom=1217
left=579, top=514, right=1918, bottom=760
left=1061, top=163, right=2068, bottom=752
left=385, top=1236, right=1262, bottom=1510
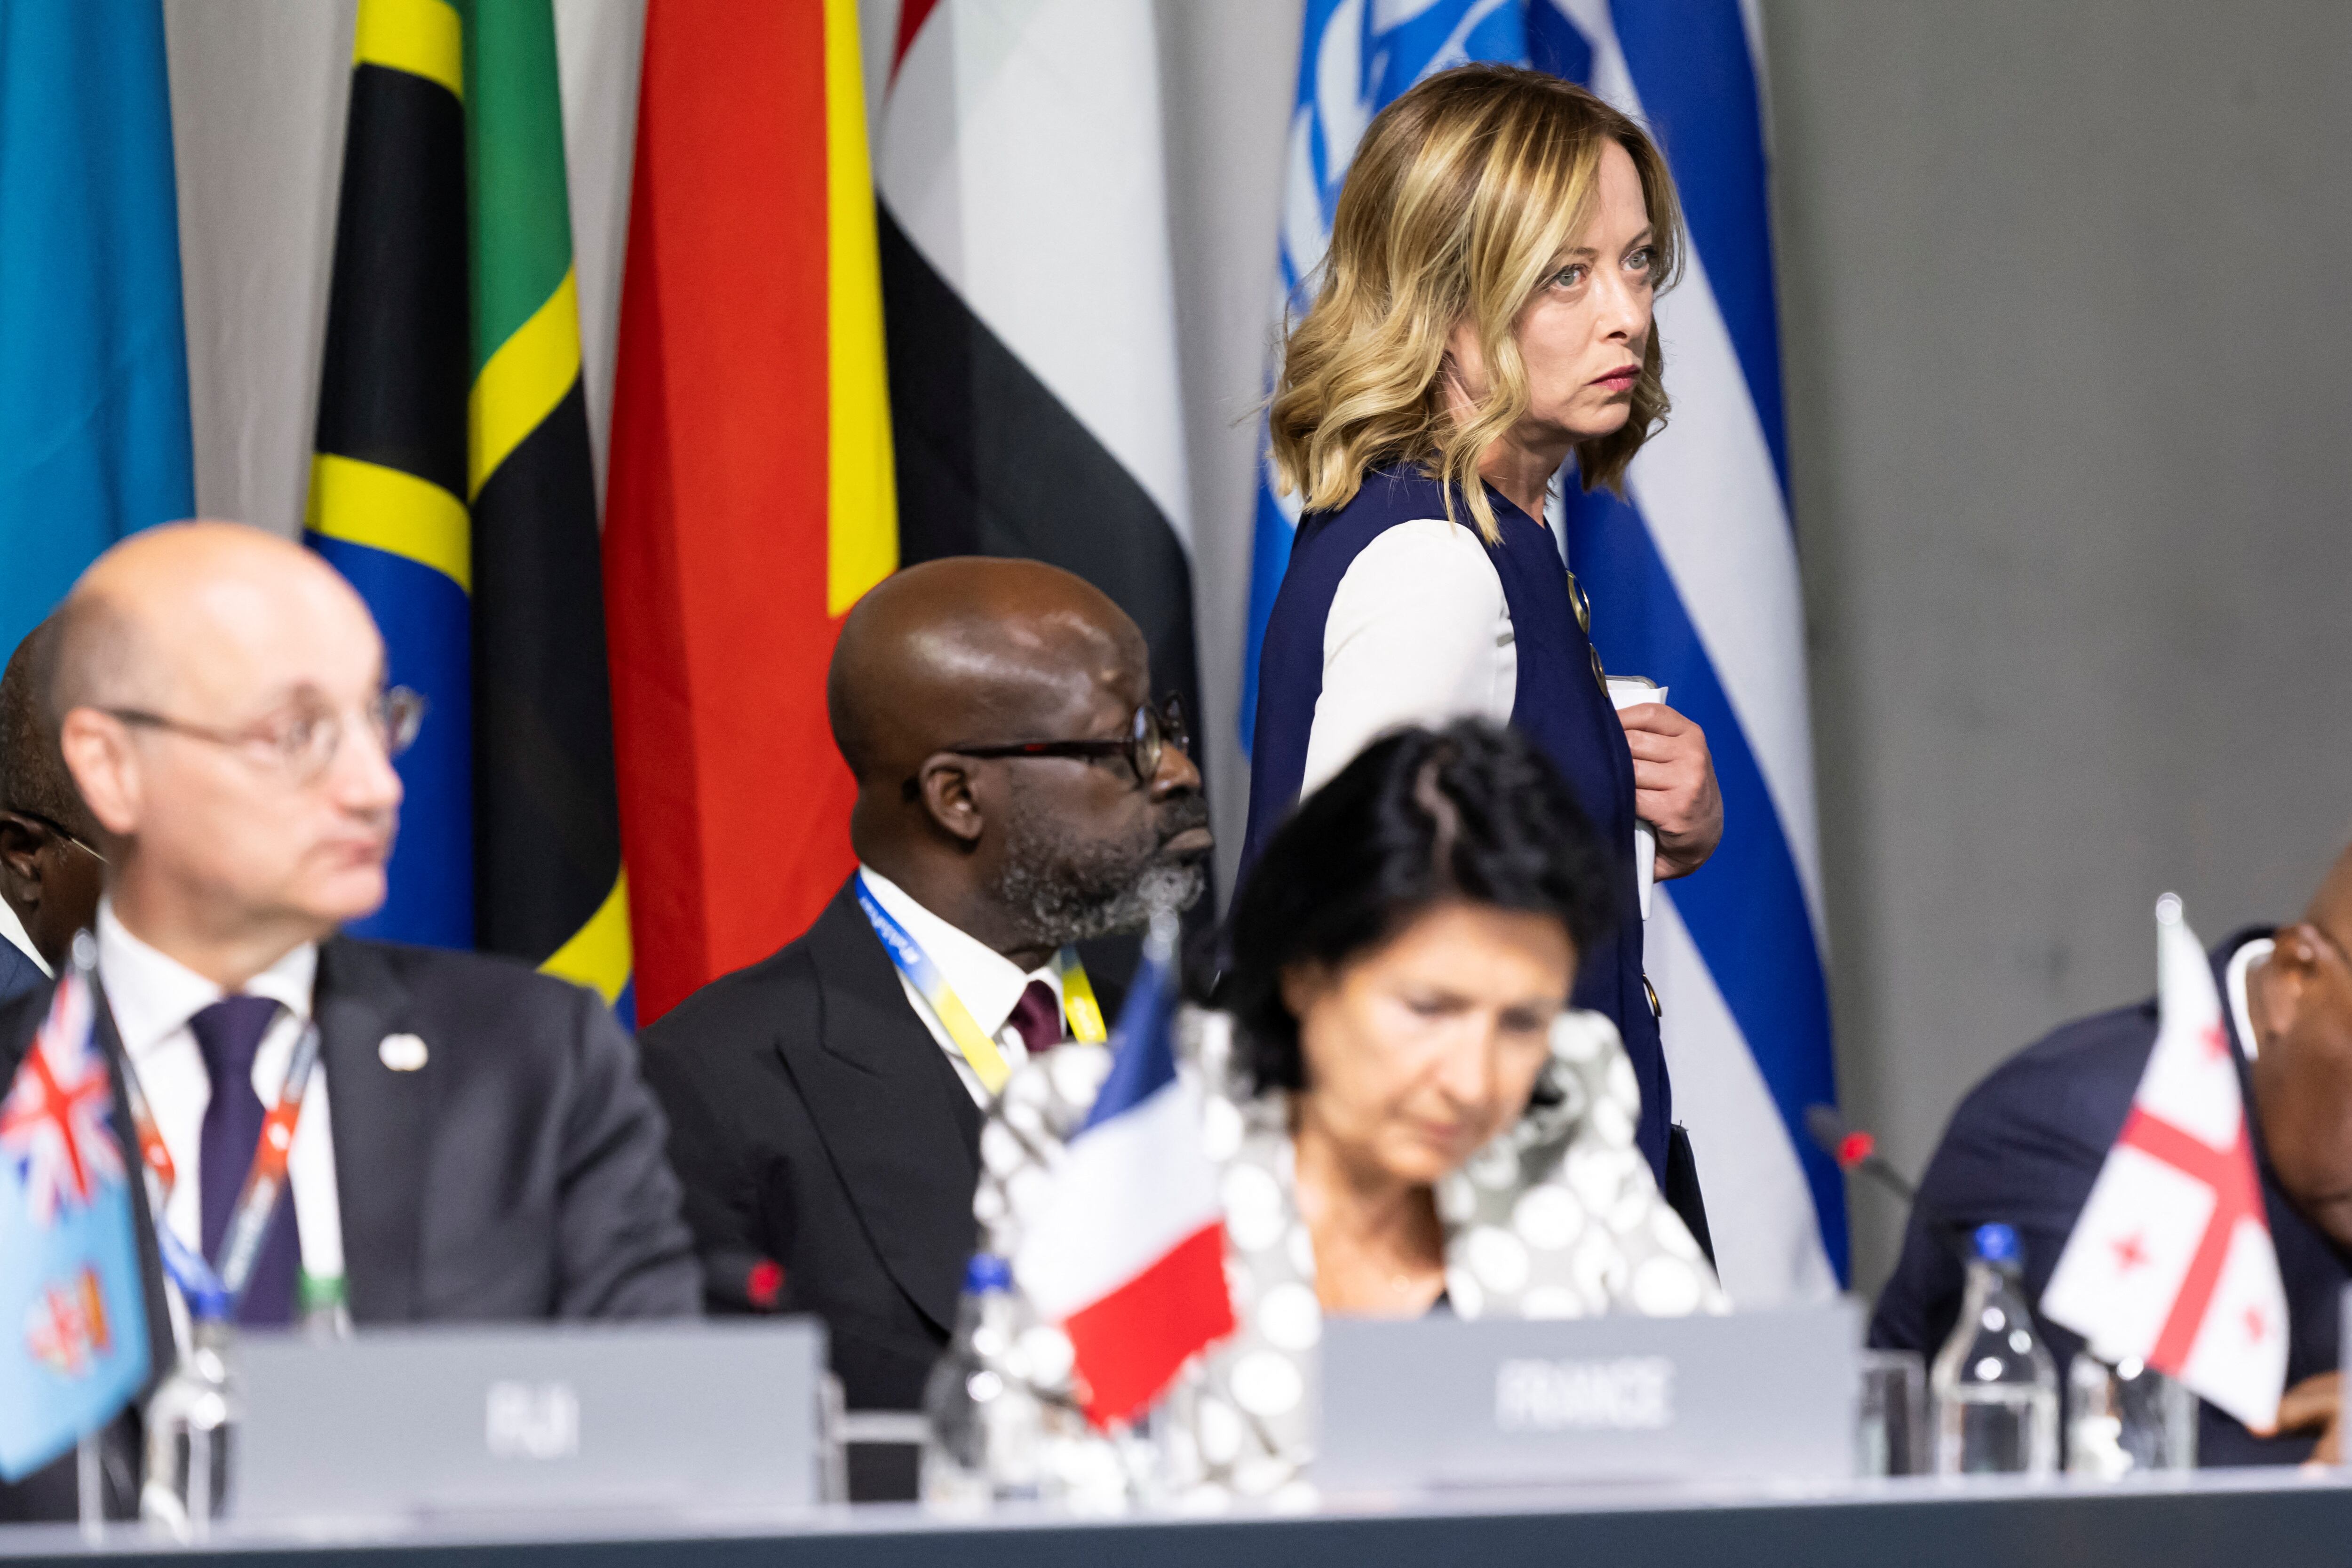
left=1319, top=1303, right=1859, bottom=1492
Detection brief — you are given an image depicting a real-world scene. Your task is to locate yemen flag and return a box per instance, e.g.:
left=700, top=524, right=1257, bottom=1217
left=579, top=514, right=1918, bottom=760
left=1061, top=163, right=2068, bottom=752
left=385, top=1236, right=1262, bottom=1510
left=307, top=0, right=473, bottom=948
left=874, top=0, right=1201, bottom=764
left=461, top=0, right=632, bottom=1016
left=604, top=0, right=896, bottom=1024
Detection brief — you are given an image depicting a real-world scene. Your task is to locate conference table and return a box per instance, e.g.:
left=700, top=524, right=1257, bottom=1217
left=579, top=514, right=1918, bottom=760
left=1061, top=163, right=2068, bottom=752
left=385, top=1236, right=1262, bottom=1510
left=3, top=1466, right=2347, bottom=1567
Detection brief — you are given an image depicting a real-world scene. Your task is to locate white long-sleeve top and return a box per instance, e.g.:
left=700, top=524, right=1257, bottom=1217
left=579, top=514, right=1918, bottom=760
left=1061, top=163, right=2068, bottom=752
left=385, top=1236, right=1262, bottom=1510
left=1297, top=517, right=1518, bottom=796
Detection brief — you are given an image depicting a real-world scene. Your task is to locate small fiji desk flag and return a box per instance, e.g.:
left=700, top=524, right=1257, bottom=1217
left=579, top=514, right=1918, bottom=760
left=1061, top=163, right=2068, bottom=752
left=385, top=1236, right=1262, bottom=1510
left=0, top=965, right=151, bottom=1479
left=1013, top=916, right=1235, bottom=1426
left=2041, top=895, right=2288, bottom=1433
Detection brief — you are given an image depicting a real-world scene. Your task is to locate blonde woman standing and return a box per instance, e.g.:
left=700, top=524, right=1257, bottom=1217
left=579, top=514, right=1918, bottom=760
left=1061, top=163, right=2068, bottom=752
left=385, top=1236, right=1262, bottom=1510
left=1241, top=66, right=1723, bottom=1237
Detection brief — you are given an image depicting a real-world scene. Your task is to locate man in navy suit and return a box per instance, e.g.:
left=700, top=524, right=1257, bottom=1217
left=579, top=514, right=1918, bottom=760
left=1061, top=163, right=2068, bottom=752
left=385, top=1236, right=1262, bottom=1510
left=0, top=524, right=697, bottom=1522
left=1872, top=846, right=2352, bottom=1464
left=0, top=616, right=105, bottom=1004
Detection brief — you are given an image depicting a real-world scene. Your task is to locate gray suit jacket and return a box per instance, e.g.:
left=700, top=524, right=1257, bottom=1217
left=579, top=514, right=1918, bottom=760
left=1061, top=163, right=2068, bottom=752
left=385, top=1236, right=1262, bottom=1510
left=0, top=935, right=699, bottom=1520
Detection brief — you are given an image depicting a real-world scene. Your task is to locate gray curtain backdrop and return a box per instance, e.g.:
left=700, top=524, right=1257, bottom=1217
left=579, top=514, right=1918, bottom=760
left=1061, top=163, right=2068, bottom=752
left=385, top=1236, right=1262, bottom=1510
left=124, top=0, right=2352, bottom=1293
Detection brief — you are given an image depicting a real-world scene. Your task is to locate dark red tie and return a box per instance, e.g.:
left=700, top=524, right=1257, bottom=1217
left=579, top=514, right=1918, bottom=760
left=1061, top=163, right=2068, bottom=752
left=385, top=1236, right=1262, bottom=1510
left=1007, top=980, right=1064, bottom=1056
left=190, top=995, right=299, bottom=1326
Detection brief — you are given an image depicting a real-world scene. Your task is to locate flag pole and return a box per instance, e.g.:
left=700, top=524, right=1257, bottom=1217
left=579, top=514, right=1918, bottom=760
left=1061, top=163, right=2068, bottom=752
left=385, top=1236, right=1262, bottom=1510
left=76, top=1433, right=102, bottom=1539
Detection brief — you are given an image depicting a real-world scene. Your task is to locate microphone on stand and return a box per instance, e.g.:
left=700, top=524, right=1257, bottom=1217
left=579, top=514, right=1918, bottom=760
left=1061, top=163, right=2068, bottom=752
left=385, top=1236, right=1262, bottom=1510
left=702, top=1186, right=795, bottom=1313
left=1807, top=1104, right=1920, bottom=1206
left=1806, top=1105, right=1980, bottom=1265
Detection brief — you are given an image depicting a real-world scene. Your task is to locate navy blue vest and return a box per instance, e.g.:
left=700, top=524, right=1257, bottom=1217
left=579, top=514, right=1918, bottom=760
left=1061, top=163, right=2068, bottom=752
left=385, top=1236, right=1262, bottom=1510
left=1242, top=466, right=1669, bottom=1185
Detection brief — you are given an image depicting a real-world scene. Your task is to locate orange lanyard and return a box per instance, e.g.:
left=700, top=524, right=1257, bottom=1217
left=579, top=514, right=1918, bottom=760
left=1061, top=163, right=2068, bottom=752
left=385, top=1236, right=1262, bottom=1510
left=117, top=1013, right=319, bottom=1311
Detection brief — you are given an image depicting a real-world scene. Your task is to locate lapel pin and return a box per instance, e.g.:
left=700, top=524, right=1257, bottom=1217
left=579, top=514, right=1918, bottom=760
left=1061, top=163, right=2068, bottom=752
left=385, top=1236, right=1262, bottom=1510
left=378, top=1033, right=429, bottom=1072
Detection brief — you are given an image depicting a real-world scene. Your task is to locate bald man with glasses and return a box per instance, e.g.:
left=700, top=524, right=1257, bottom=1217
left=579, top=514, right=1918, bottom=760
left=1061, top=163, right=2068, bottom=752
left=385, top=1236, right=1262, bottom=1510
left=638, top=556, right=1213, bottom=1500
left=0, top=522, right=697, bottom=1523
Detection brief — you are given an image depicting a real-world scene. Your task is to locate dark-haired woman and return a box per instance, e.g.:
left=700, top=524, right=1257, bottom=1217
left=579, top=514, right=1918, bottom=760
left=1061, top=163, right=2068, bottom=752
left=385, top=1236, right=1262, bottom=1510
left=964, top=722, right=1720, bottom=1500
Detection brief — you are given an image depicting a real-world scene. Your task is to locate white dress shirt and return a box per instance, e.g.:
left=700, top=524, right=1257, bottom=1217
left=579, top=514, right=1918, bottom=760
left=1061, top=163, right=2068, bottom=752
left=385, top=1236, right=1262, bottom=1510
left=856, top=866, right=1066, bottom=1106
left=1300, top=517, right=1516, bottom=797
left=97, top=901, right=346, bottom=1306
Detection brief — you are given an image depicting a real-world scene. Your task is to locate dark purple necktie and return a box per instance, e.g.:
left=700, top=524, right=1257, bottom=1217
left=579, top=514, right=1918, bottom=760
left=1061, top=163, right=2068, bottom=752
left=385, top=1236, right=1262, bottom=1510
left=189, top=995, right=299, bottom=1326
left=1007, top=980, right=1065, bottom=1057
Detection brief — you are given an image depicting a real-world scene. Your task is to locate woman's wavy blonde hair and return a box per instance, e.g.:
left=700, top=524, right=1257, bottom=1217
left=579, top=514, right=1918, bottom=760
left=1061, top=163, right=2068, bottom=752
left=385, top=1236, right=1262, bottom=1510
left=1269, top=65, right=1683, bottom=544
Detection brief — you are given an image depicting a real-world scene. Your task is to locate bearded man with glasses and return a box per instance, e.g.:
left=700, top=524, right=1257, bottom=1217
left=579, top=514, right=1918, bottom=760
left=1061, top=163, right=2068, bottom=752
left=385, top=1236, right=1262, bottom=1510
left=0, top=616, right=107, bottom=1003
left=638, top=556, right=1214, bottom=1502
left=0, top=522, right=698, bottom=1524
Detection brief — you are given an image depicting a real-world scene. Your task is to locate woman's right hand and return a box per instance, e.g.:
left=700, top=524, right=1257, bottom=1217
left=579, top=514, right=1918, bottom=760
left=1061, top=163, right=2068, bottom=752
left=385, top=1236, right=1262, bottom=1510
left=1617, top=701, right=1723, bottom=879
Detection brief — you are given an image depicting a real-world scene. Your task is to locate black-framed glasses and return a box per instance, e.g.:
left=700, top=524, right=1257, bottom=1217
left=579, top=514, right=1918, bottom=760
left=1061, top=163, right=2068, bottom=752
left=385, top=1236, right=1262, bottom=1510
left=103, top=686, right=426, bottom=786
left=0, top=808, right=104, bottom=864
left=906, top=694, right=1191, bottom=797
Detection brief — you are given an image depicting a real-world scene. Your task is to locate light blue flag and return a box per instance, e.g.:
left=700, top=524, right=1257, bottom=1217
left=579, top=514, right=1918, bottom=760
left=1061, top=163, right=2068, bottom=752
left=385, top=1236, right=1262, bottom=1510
left=1243, top=0, right=1843, bottom=1304
left=0, top=972, right=151, bottom=1481
left=0, top=0, right=196, bottom=660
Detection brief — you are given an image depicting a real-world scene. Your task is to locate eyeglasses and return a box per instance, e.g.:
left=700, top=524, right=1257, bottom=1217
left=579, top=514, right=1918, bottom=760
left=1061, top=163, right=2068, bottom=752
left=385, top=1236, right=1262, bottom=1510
left=906, top=694, right=1191, bottom=798
left=103, top=687, right=426, bottom=786
left=1, top=809, right=104, bottom=864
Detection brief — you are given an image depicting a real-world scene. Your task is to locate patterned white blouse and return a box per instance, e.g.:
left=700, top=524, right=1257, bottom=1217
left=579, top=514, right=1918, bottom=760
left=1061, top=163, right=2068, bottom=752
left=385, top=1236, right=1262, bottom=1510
left=964, top=1005, right=1725, bottom=1505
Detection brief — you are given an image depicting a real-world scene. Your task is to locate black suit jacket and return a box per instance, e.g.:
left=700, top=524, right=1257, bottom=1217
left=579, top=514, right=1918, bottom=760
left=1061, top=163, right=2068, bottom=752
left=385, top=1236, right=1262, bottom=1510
left=0, top=936, right=699, bottom=1520
left=0, top=935, right=41, bottom=1011
left=1869, top=929, right=2351, bottom=1465
left=637, top=879, right=1123, bottom=1498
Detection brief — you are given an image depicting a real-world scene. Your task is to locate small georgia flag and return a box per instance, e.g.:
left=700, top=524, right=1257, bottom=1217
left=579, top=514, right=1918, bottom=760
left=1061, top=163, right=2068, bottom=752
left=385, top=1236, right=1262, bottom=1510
left=2040, top=894, right=2287, bottom=1433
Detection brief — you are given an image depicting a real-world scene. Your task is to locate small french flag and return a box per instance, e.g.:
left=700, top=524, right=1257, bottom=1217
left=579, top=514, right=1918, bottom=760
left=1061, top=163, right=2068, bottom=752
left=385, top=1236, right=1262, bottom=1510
left=1013, top=918, right=1236, bottom=1426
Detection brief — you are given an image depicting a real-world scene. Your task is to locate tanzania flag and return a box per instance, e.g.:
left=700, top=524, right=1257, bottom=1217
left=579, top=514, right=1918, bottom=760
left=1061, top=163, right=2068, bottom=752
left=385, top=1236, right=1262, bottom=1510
left=306, top=0, right=473, bottom=947
left=308, top=0, right=628, bottom=1002
left=460, top=0, right=631, bottom=1017
left=604, top=0, right=896, bottom=1023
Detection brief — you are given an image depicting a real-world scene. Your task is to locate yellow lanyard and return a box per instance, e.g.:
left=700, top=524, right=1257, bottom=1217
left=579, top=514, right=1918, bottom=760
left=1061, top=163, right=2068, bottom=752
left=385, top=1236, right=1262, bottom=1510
left=856, top=876, right=1108, bottom=1095
left=1056, top=953, right=1108, bottom=1047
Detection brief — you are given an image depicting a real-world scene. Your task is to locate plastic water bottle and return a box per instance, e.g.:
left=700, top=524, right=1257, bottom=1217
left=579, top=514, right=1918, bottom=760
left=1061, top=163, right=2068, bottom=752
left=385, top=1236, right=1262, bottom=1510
left=920, top=1255, right=1043, bottom=1510
left=299, top=1270, right=353, bottom=1342
left=1931, top=1222, right=2058, bottom=1476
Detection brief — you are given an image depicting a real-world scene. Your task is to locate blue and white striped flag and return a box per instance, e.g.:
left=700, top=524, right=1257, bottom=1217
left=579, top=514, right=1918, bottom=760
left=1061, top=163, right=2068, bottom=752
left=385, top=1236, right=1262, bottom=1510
left=1241, top=0, right=1842, bottom=1305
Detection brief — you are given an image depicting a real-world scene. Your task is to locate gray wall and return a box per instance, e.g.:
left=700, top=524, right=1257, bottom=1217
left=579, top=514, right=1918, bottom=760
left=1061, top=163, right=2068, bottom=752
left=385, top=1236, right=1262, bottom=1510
left=1158, top=0, right=1302, bottom=904
left=1766, top=0, right=2352, bottom=1284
